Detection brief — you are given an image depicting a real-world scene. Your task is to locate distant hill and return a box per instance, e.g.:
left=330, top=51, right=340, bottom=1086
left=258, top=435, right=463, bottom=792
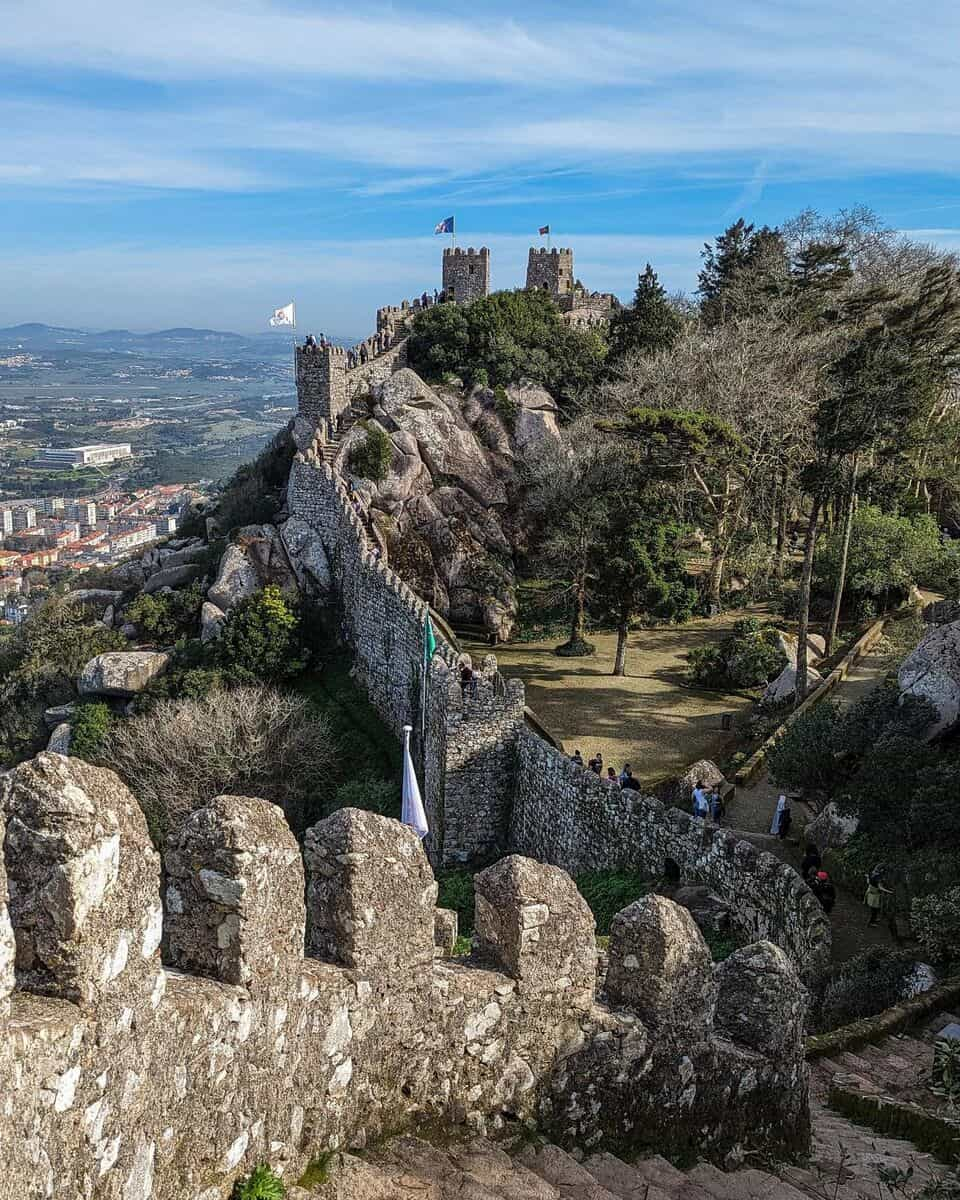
left=0, top=323, right=358, bottom=360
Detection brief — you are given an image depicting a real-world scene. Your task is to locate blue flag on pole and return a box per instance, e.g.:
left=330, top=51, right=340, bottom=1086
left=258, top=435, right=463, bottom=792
left=434, top=216, right=454, bottom=235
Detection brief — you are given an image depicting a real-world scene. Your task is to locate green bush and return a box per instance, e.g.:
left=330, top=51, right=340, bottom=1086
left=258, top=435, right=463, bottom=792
left=575, top=871, right=651, bottom=935
left=407, top=288, right=607, bottom=414
left=348, top=424, right=393, bottom=482
left=214, top=585, right=308, bottom=684
left=437, top=870, right=476, bottom=937
left=216, top=427, right=295, bottom=533
left=815, top=947, right=918, bottom=1033
left=232, top=1164, right=284, bottom=1200
left=125, top=582, right=205, bottom=645
left=813, top=505, right=945, bottom=609
left=70, top=702, right=111, bottom=760
left=325, top=771, right=401, bottom=821
left=912, top=887, right=960, bottom=967
left=688, top=617, right=786, bottom=689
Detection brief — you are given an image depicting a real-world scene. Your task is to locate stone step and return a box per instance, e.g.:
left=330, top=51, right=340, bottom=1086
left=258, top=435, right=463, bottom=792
left=686, top=1162, right=809, bottom=1199
left=776, top=1164, right=883, bottom=1200
left=583, top=1152, right=674, bottom=1199
left=518, top=1144, right=622, bottom=1200
left=629, top=1157, right=715, bottom=1199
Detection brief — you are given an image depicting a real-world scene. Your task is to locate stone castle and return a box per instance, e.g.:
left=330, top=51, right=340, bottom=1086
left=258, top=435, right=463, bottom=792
left=0, top=246, right=820, bottom=1197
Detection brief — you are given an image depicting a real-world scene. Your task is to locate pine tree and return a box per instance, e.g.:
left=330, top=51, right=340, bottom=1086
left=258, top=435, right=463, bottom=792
left=607, top=264, right=682, bottom=361
left=698, top=221, right=789, bottom=325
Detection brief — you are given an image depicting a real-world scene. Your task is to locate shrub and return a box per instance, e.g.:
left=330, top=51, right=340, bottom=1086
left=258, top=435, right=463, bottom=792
left=575, top=871, right=651, bottom=935
left=232, top=1165, right=284, bottom=1200
left=217, top=427, right=295, bottom=533
left=912, top=887, right=960, bottom=967
left=688, top=618, right=786, bottom=689
left=98, top=685, right=336, bottom=844
left=814, top=946, right=918, bottom=1033
left=325, top=770, right=401, bottom=821
left=766, top=700, right=844, bottom=801
left=348, top=424, right=393, bottom=482
left=125, top=582, right=205, bottom=645
left=437, top=871, right=476, bottom=937
left=70, top=702, right=111, bottom=760
left=407, top=287, right=607, bottom=415
left=214, top=586, right=308, bottom=684
left=813, top=505, right=945, bottom=609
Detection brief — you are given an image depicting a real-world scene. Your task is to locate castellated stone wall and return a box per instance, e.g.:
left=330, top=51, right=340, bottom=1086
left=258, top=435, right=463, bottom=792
left=442, top=247, right=491, bottom=303
left=287, top=447, right=524, bottom=867
left=526, top=247, right=575, bottom=297
left=0, top=752, right=808, bottom=1198
left=286, top=430, right=831, bottom=975
left=509, top=727, right=832, bottom=984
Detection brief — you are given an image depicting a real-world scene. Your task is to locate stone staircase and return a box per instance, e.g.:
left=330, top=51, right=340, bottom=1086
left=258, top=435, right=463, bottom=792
left=296, top=1104, right=954, bottom=1198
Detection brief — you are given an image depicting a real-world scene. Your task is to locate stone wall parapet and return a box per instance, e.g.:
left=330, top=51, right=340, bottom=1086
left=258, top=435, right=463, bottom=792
left=0, top=768, right=810, bottom=1195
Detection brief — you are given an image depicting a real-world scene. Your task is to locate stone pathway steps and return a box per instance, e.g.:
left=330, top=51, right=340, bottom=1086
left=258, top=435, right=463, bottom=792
left=305, top=1110, right=951, bottom=1199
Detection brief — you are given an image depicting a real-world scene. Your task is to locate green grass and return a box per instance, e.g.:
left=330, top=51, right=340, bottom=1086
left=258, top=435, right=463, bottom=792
left=438, top=869, right=654, bottom=940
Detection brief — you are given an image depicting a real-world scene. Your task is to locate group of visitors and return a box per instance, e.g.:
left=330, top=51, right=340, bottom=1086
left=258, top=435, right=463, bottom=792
left=691, top=779, right=725, bottom=824
left=570, top=750, right=641, bottom=791
left=799, top=842, right=891, bottom=924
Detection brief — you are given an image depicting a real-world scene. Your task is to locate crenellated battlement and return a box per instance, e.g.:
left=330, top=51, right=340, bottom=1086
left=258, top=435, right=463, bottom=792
left=0, top=754, right=809, bottom=1197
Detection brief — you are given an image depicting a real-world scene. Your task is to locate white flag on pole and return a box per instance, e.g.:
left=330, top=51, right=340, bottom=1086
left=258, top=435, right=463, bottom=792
left=401, top=724, right=429, bottom=839
left=269, top=302, right=295, bottom=327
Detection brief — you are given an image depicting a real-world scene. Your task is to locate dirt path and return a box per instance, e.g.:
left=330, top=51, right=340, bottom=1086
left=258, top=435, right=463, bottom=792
left=483, top=608, right=772, bottom=784
left=730, top=611, right=933, bottom=963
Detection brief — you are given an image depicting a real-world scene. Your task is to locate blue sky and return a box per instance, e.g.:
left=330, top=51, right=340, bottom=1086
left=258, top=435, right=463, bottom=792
left=2, top=0, right=959, bottom=336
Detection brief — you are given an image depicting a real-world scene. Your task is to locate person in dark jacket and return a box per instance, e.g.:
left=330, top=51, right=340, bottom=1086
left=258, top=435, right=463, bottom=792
left=776, top=800, right=792, bottom=840
left=812, top=870, right=836, bottom=914
left=800, top=843, right=822, bottom=881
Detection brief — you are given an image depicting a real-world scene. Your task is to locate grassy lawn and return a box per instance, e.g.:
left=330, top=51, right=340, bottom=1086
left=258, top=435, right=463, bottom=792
left=480, top=608, right=770, bottom=785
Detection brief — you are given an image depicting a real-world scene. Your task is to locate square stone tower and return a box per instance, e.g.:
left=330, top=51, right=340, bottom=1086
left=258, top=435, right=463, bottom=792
left=295, top=344, right=348, bottom=429
left=526, top=247, right=574, bottom=299
left=442, top=246, right=490, bottom=303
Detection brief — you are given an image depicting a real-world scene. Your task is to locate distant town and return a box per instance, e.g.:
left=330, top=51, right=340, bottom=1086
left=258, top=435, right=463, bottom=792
left=0, top=453, right=209, bottom=625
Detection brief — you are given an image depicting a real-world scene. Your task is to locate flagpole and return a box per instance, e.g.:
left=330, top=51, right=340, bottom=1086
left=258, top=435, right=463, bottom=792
left=421, top=641, right=428, bottom=741
left=451, top=216, right=456, bottom=251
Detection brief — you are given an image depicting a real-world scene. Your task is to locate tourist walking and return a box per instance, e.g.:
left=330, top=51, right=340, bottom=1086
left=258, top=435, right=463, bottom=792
left=800, top=843, right=821, bottom=882
left=621, top=766, right=640, bottom=792
left=572, top=749, right=584, bottom=767
left=710, top=789, right=725, bottom=824
left=777, top=800, right=792, bottom=840
left=770, top=795, right=787, bottom=835
left=812, top=870, right=836, bottom=914
left=589, top=752, right=603, bottom=775
left=692, top=781, right=710, bottom=821
left=865, top=869, right=892, bottom=926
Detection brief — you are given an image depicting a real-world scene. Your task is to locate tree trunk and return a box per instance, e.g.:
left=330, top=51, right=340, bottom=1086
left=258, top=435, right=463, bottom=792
left=774, top=465, right=789, bottom=579
left=613, top=616, right=629, bottom=676
left=795, top=494, right=823, bottom=707
left=569, top=574, right=586, bottom=646
left=707, top=548, right=726, bottom=609
left=825, top=456, right=859, bottom=656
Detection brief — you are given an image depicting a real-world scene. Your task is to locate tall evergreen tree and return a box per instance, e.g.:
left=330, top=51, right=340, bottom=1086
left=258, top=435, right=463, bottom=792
left=698, top=221, right=789, bottom=325
left=607, top=263, right=682, bottom=361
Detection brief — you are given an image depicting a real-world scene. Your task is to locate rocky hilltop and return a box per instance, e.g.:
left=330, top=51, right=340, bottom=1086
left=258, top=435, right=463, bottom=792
left=323, top=369, right=560, bottom=640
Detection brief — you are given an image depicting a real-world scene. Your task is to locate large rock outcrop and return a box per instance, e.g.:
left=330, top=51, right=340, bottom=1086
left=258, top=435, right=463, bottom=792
left=333, top=368, right=561, bottom=639
left=78, top=650, right=170, bottom=697
left=898, top=618, right=960, bottom=738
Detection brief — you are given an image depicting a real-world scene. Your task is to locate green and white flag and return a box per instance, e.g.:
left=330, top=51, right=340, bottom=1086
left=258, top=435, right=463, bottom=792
left=424, top=613, right=437, bottom=664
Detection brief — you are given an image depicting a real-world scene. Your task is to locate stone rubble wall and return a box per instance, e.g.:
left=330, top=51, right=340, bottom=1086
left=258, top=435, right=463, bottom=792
left=0, top=753, right=809, bottom=1199
left=509, top=726, right=831, bottom=983
left=287, top=446, right=524, bottom=868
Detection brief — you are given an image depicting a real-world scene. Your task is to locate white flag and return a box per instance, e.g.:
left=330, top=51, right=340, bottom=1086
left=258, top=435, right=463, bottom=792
left=269, top=302, right=295, bottom=327
left=401, top=725, right=429, bottom=839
